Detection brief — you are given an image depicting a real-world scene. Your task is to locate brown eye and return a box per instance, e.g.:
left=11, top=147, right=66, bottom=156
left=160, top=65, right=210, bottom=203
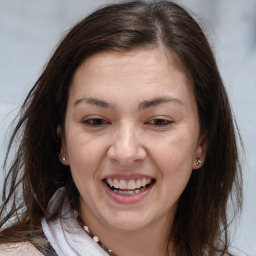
left=83, top=118, right=109, bottom=127
left=147, top=119, right=173, bottom=127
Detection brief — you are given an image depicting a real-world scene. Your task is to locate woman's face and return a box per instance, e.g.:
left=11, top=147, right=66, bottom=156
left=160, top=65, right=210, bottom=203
left=60, top=49, right=205, bottom=232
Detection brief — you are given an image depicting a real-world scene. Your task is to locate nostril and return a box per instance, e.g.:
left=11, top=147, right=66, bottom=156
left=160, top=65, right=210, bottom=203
left=107, top=144, right=147, bottom=165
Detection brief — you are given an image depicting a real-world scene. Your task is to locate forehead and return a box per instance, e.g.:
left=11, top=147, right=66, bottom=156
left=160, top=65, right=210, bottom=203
left=71, top=48, right=191, bottom=90
left=67, top=48, right=199, bottom=123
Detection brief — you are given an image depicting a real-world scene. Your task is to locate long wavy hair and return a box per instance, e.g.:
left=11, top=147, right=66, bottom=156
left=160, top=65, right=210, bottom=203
left=0, top=1, right=243, bottom=255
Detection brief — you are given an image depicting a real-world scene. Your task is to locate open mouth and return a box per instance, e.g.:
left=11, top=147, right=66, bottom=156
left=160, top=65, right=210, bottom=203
left=104, top=177, right=155, bottom=195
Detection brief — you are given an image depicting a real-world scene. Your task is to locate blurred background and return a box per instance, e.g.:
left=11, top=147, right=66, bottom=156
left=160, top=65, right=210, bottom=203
left=0, top=0, right=255, bottom=255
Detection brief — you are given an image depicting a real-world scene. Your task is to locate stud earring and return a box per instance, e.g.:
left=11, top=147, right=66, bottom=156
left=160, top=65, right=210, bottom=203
left=62, top=157, right=67, bottom=162
left=196, top=159, right=202, bottom=165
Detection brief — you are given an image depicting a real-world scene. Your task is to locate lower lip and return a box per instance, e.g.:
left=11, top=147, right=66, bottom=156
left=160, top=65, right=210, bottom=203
left=103, top=181, right=154, bottom=204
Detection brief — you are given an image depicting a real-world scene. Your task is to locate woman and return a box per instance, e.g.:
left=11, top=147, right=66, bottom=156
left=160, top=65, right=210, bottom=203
left=0, top=1, right=243, bottom=255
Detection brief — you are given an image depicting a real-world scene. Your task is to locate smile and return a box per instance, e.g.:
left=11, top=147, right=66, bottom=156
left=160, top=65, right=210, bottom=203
left=104, top=178, right=155, bottom=195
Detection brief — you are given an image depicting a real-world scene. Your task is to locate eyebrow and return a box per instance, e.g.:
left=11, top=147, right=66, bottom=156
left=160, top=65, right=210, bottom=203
left=73, top=96, right=184, bottom=110
left=138, top=96, right=185, bottom=110
left=73, top=97, right=114, bottom=109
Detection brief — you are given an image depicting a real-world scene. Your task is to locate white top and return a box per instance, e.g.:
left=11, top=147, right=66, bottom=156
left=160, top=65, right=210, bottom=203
left=41, top=188, right=108, bottom=256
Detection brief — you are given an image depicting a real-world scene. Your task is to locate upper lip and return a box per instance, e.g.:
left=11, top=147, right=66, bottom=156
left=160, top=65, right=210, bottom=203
left=101, top=173, right=154, bottom=181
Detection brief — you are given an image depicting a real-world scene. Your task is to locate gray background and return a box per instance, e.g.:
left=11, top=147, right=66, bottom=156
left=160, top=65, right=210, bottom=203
left=0, top=0, right=255, bottom=255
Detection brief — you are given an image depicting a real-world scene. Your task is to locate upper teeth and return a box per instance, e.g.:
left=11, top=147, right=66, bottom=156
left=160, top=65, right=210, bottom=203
left=106, top=178, right=152, bottom=190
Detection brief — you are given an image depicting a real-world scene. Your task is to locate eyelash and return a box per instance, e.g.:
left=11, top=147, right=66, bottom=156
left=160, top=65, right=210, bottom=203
left=82, top=118, right=173, bottom=128
left=82, top=118, right=109, bottom=127
left=146, top=118, right=173, bottom=127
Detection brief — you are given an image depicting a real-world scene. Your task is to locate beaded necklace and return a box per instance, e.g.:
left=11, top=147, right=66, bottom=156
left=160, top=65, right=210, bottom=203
left=74, top=210, right=118, bottom=256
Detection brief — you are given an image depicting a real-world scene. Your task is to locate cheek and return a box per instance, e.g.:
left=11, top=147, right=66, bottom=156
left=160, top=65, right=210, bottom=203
left=149, top=131, right=197, bottom=172
left=66, top=136, right=106, bottom=206
left=65, top=132, right=105, bottom=180
left=155, top=136, right=195, bottom=199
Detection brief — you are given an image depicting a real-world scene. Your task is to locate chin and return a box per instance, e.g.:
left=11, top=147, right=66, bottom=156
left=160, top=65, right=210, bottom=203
left=103, top=210, right=154, bottom=231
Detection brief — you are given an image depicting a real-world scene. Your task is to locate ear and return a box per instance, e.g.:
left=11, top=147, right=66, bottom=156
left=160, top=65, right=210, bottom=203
left=192, top=132, right=207, bottom=170
left=57, top=125, right=70, bottom=166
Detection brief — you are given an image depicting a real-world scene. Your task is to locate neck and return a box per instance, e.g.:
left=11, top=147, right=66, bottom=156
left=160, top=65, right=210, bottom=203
left=101, top=224, right=174, bottom=256
left=80, top=210, right=175, bottom=256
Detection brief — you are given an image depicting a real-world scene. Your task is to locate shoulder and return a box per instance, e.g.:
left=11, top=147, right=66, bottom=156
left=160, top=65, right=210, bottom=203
left=0, top=242, right=44, bottom=256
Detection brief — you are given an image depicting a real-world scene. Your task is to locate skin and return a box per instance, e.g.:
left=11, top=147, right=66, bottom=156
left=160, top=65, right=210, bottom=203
left=59, top=48, right=206, bottom=256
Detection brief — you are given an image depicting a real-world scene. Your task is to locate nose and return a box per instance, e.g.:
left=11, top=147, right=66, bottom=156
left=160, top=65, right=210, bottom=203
left=107, top=123, right=146, bottom=165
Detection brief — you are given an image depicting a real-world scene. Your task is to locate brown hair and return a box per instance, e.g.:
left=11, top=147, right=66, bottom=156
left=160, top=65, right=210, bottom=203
left=0, top=1, right=243, bottom=255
